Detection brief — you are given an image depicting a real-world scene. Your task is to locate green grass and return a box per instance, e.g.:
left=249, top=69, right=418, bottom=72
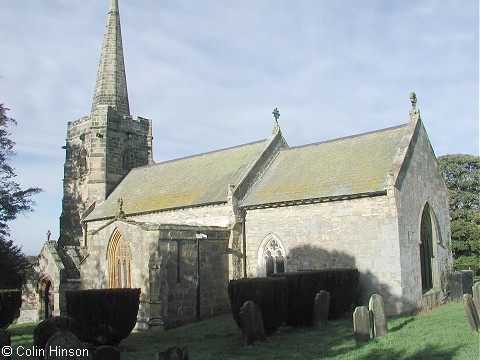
left=7, top=302, right=479, bottom=359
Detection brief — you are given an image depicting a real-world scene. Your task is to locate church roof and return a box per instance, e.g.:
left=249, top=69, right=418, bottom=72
left=85, top=139, right=269, bottom=220
left=240, top=124, right=408, bottom=208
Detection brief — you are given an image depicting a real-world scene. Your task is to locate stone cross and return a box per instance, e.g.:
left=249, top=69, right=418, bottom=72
left=239, top=300, right=266, bottom=345
left=368, top=294, right=388, bottom=337
left=463, top=294, right=480, bottom=332
left=313, top=290, right=330, bottom=326
left=473, top=281, right=480, bottom=318
left=353, top=306, right=371, bottom=347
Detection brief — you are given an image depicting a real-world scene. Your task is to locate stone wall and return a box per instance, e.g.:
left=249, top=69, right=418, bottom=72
left=394, top=121, right=452, bottom=312
left=244, top=195, right=404, bottom=314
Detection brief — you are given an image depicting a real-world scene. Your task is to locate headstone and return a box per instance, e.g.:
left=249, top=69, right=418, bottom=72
left=353, top=306, right=370, bottom=347
left=155, top=347, right=189, bottom=360
left=448, top=271, right=474, bottom=300
left=462, top=270, right=474, bottom=295
left=239, top=301, right=266, bottom=345
left=34, top=316, right=77, bottom=359
left=93, top=345, right=120, bottom=360
left=462, top=294, right=480, bottom=332
left=368, top=294, right=388, bottom=337
left=312, top=290, right=330, bottom=326
left=473, top=282, right=480, bottom=318
left=0, top=329, right=11, bottom=360
left=44, top=331, right=86, bottom=359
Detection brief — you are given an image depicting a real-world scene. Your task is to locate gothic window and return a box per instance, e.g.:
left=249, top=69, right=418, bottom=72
left=122, top=147, right=135, bottom=172
left=78, top=147, right=89, bottom=176
left=419, top=204, right=434, bottom=292
left=262, top=236, right=286, bottom=277
left=107, top=229, right=132, bottom=288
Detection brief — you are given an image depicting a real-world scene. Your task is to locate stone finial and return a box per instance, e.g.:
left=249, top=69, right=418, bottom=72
left=115, top=198, right=126, bottom=219
left=272, top=108, right=280, bottom=121
left=46, top=230, right=52, bottom=241
left=409, top=92, right=420, bottom=120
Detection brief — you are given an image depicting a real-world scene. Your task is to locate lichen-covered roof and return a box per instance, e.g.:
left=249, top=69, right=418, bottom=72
left=86, top=139, right=268, bottom=220
left=241, top=124, right=407, bottom=207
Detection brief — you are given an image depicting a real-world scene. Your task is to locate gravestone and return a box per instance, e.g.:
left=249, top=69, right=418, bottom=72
left=448, top=271, right=474, bottom=300
left=473, top=282, right=480, bottom=318
left=34, top=316, right=77, bottom=359
left=93, top=345, right=120, bottom=360
left=462, top=294, right=480, bottom=332
left=353, top=306, right=370, bottom=347
left=239, top=301, right=266, bottom=345
left=0, top=329, right=11, bottom=360
left=155, top=347, right=189, bottom=360
left=368, top=294, right=388, bottom=337
left=313, top=290, right=330, bottom=326
left=44, top=331, right=85, bottom=359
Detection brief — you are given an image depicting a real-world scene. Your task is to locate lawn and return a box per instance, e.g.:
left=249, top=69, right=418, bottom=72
left=7, top=302, right=479, bottom=359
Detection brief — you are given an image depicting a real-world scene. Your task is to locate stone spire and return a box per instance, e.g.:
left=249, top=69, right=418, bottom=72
left=91, top=0, right=130, bottom=115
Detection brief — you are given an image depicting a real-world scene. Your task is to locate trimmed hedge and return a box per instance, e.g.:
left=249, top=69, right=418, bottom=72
left=0, top=289, right=22, bottom=328
left=228, top=277, right=287, bottom=335
left=65, top=288, right=140, bottom=346
left=273, top=269, right=359, bottom=326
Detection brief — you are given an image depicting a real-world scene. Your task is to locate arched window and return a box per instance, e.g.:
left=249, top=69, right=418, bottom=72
left=78, top=147, right=89, bottom=176
left=260, top=235, right=286, bottom=277
left=107, top=229, right=132, bottom=288
left=419, top=204, right=434, bottom=292
left=122, top=147, right=135, bottom=172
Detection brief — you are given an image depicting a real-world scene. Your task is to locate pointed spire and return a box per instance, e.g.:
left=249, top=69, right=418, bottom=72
left=91, top=0, right=130, bottom=115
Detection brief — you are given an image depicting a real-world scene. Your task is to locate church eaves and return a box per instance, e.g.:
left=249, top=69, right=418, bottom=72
left=91, top=0, right=130, bottom=115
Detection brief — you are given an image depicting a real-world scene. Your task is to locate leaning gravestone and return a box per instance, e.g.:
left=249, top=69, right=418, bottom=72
left=313, top=290, right=330, bottom=326
left=155, top=347, right=189, bottom=360
left=368, top=294, right=388, bottom=337
left=0, top=329, right=11, bottom=360
left=463, top=294, right=480, bottom=332
left=93, top=345, right=120, bottom=360
left=44, top=331, right=85, bottom=359
left=473, top=282, right=480, bottom=318
left=353, top=306, right=370, bottom=347
left=239, top=300, right=266, bottom=345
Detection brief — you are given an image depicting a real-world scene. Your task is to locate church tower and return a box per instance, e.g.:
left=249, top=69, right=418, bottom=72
left=59, top=0, right=154, bottom=246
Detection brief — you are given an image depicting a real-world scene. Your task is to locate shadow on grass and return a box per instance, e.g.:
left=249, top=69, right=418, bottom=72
left=357, top=345, right=463, bottom=360
left=389, top=317, right=415, bottom=332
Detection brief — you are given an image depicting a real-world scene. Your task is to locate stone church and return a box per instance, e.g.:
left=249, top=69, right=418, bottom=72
left=20, top=0, right=452, bottom=329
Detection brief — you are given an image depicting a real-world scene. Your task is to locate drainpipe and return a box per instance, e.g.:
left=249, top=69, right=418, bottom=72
left=195, top=232, right=207, bottom=320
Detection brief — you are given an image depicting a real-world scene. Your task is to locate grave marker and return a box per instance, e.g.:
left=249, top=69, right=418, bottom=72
left=313, top=290, right=330, bottom=326
left=368, top=294, right=388, bottom=337
left=463, top=294, right=480, bottom=332
left=353, top=306, right=370, bottom=346
left=239, top=301, right=266, bottom=345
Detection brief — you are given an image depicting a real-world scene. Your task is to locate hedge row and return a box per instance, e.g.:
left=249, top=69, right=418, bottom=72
left=228, top=277, right=288, bottom=335
left=65, top=288, right=140, bottom=346
left=273, top=269, right=359, bottom=326
left=0, top=289, right=22, bottom=328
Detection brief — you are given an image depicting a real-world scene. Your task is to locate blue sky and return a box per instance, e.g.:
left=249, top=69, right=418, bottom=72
left=0, top=0, right=478, bottom=255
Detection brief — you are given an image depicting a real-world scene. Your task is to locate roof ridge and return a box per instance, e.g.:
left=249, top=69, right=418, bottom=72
left=283, top=123, right=407, bottom=152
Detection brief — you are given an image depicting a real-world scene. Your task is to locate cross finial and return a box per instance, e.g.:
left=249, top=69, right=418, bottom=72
left=272, top=108, right=280, bottom=121
left=409, top=91, right=420, bottom=120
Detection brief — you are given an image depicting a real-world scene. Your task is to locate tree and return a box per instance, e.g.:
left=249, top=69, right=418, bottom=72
left=0, top=104, right=42, bottom=289
left=438, top=154, right=480, bottom=268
